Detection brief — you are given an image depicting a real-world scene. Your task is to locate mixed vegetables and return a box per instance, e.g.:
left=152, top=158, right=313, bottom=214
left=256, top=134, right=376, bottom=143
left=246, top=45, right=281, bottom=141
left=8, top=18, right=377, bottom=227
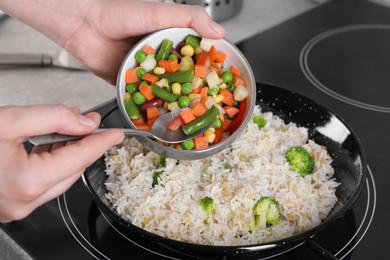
left=123, top=34, right=249, bottom=150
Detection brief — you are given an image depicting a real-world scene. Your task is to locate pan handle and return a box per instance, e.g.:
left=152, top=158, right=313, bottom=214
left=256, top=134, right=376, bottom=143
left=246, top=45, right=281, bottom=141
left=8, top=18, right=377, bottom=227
left=305, top=239, right=340, bottom=260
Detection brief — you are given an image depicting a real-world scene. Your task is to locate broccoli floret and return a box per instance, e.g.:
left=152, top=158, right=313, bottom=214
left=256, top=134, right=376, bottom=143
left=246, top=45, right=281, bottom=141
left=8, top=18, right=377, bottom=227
left=199, top=196, right=216, bottom=217
left=252, top=115, right=267, bottom=129
left=285, top=146, right=315, bottom=176
left=155, top=155, right=166, bottom=168
left=152, top=171, right=163, bottom=188
left=250, top=196, right=280, bottom=230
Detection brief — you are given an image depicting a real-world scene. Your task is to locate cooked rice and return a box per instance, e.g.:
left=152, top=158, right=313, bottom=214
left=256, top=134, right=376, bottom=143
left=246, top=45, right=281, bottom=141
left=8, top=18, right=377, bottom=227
left=104, top=105, right=339, bottom=246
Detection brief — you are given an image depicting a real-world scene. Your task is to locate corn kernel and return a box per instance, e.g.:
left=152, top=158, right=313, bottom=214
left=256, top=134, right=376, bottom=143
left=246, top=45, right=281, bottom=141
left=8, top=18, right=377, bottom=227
left=215, top=94, right=224, bottom=103
left=124, top=92, right=131, bottom=101
left=188, top=93, right=202, bottom=101
left=218, top=114, right=224, bottom=122
left=209, top=127, right=215, bottom=132
left=153, top=67, right=165, bottom=75
left=180, top=44, right=194, bottom=57
left=194, top=46, right=202, bottom=55
left=164, top=101, right=169, bottom=110
left=218, top=83, right=227, bottom=89
left=172, top=83, right=182, bottom=95
left=204, top=129, right=216, bottom=143
left=175, top=144, right=183, bottom=150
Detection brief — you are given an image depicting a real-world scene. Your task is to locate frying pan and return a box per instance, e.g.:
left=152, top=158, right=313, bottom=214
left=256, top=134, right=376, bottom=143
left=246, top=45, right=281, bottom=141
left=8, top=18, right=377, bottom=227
left=82, top=82, right=367, bottom=259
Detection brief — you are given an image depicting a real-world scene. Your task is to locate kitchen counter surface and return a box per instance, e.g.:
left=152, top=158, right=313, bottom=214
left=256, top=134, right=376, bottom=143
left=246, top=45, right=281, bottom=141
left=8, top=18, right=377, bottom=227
left=0, top=0, right=329, bottom=112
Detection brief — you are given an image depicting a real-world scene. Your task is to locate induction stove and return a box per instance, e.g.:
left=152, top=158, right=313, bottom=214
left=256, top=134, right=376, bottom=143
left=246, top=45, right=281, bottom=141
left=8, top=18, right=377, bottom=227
left=1, top=0, right=388, bottom=259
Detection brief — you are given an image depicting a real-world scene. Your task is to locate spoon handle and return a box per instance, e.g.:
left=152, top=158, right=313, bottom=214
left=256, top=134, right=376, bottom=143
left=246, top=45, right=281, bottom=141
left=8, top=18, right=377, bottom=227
left=28, top=128, right=155, bottom=146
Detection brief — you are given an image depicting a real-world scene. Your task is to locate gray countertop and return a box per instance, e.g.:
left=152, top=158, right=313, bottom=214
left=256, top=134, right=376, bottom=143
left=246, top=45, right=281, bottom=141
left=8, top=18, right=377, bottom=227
left=0, top=0, right=329, bottom=112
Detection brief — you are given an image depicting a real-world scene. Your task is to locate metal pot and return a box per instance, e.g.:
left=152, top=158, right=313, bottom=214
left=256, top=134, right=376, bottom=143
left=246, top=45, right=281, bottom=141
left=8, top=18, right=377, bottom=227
left=83, top=82, right=367, bottom=259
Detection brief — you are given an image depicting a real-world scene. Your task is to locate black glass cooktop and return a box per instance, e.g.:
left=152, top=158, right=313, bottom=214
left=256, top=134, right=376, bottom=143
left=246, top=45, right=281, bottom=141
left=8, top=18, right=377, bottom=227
left=1, top=0, right=389, bottom=259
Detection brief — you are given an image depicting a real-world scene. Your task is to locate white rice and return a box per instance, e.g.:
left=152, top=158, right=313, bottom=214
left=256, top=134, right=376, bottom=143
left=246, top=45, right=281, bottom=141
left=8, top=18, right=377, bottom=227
left=104, top=105, right=339, bottom=246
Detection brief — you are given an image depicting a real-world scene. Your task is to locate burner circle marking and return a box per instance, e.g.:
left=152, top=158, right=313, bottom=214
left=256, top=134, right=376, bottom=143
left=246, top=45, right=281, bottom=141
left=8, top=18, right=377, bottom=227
left=300, top=24, right=390, bottom=113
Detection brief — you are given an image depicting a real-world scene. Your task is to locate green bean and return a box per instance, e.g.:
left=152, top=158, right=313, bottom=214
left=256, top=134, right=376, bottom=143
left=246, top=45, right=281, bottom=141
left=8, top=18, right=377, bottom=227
left=185, top=34, right=201, bottom=49
left=158, top=70, right=194, bottom=84
left=124, top=98, right=140, bottom=120
left=183, top=105, right=219, bottom=136
left=156, top=39, right=173, bottom=62
left=181, top=139, right=194, bottom=150
left=151, top=84, right=179, bottom=103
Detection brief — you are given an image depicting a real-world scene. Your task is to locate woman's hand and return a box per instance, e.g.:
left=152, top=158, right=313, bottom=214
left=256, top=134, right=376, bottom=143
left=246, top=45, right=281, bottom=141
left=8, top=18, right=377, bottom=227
left=0, top=0, right=226, bottom=85
left=65, top=0, right=226, bottom=84
left=0, top=105, right=124, bottom=222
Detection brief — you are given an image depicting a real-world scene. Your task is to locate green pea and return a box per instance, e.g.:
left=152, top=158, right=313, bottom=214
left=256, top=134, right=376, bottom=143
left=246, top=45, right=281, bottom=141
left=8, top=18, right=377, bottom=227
left=168, top=53, right=178, bottom=60
left=221, top=71, right=233, bottom=83
left=200, top=80, right=206, bottom=87
left=181, top=139, right=194, bottom=150
left=178, top=96, right=190, bottom=108
left=136, top=67, right=147, bottom=78
left=135, top=50, right=147, bottom=63
left=181, top=83, right=193, bottom=95
left=208, top=86, right=220, bottom=95
left=212, top=118, right=222, bottom=128
left=226, top=82, right=235, bottom=92
left=126, top=83, right=138, bottom=94
left=133, top=91, right=146, bottom=105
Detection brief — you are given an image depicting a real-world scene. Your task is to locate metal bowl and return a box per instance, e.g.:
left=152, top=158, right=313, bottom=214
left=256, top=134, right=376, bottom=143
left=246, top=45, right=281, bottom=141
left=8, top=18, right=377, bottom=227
left=116, top=28, right=256, bottom=160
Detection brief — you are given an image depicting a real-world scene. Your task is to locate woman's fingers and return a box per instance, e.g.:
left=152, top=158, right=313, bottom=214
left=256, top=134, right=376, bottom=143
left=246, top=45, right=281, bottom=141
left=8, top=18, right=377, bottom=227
left=29, top=129, right=124, bottom=184
left=95, top=0, right=226, bottom=40
left=0, top=105, right=101, bottom=143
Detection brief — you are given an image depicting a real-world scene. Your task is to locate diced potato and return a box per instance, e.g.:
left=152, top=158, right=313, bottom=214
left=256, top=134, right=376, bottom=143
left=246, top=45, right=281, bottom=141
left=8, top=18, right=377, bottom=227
left=140, top=54, right=156, bottom=71
left=206, top=71, right=220, bottom=88
left=200, top=37, right=213, bottom=52
left=234, top=85, right=249, bottom=101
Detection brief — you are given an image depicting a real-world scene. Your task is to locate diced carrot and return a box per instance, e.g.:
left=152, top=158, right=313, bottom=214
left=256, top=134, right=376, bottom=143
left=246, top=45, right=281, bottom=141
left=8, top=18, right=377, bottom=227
left=200, top=87, right=209, bottom=98
left=209, top=63, right=221, bottom=76
left=193, top=136, right=209, bottom=150
left=209, top=45, right=216, bottom=64
left=214, top=52, right=227, bottom=63
left=179, top=109, right=196, bottom=124
left=139, top=83, right=155, bottom=101
left=147, top=117, right=157, bottom=129
left=158, top=59, right=179, bottom=73
left=141, top=73, right=159, bottom=83
left=167, top=116, right=184, bottom=130
left=191, top=86, right=201, bottom=94
left=146, top=106, right=160, bottom=121
left=220, top=89, right=235, bottom=106
left=214, top=126, right=223, bottom=144
left=134, top=123, right=150, bottom=130
left=194, top=64, right=207, bottom=78
left=192, top=101, right=207, bottom=118
left=222, top=118, right=232, bottom=131
left=132, top=115, right=146, bottom=125
left=196, top=51, right=209, bottom=65
left=233, top=76, right=246, bottom=87
left=125, top=69, right=139, bottom=84
left=142, top=45, right=155, bottom=54
left=230, top=66, right=240, bottom=77
left=200, top=96, right=208, bottom=104
left=224, top=106, right=240, bottom=117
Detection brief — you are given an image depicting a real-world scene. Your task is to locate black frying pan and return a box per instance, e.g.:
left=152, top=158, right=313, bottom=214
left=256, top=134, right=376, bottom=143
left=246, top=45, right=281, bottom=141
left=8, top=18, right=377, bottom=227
left=83, top=82, right=367, bottom=259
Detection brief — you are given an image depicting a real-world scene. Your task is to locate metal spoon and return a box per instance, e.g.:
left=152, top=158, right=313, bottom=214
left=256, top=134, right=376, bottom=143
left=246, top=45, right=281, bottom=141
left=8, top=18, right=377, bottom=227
left=28, top=111, right=215, bottom=146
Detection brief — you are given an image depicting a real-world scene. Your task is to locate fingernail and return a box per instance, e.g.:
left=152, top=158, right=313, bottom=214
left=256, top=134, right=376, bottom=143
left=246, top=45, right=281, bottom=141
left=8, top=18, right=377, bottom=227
left=210, top=21, right=226, bottom=36
left=79, top=115, right=97, bottom=128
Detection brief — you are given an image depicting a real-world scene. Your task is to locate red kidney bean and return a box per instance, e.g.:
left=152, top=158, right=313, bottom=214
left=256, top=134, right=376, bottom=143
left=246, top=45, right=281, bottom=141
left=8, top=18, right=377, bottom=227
left=140, top=98, right=164, bottom=110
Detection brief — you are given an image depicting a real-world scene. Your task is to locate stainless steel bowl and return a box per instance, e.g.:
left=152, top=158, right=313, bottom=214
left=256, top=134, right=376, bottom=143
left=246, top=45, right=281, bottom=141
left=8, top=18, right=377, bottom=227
left=116, top=28, right=256, bottom=160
